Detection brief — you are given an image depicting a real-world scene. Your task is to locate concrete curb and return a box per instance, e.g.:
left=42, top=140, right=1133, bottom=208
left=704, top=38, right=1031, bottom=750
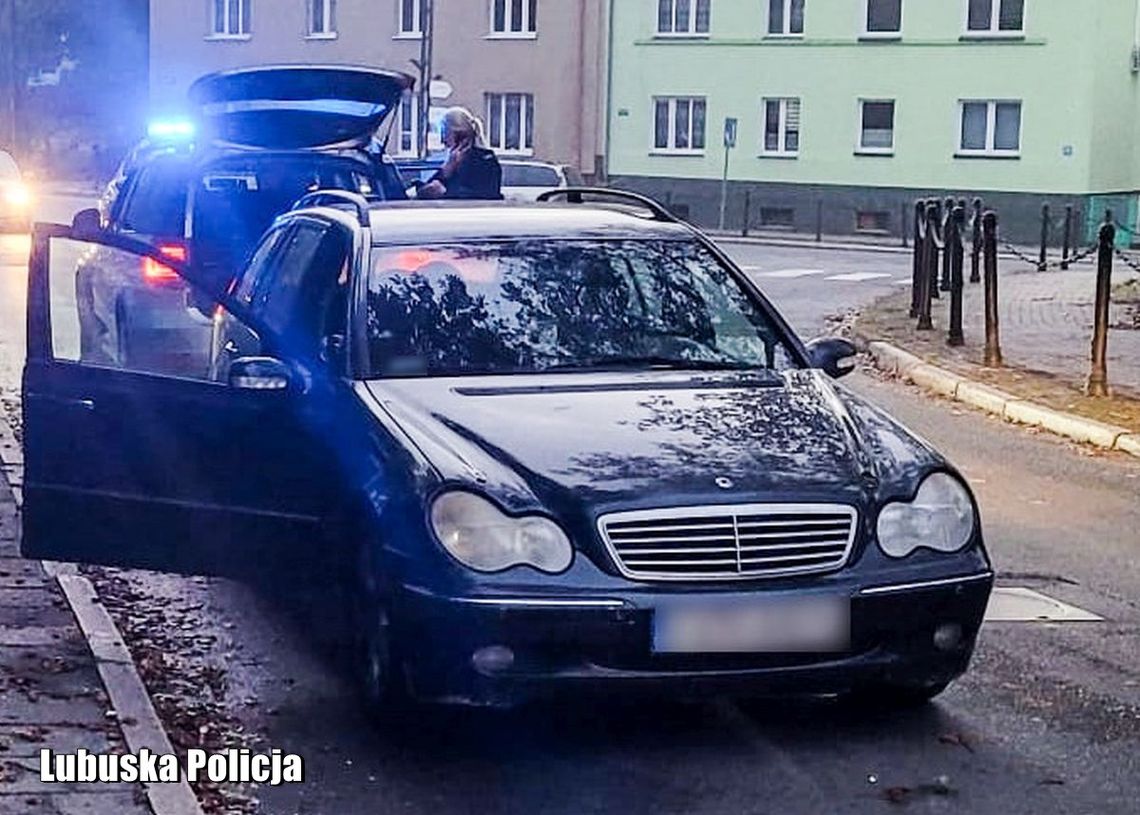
left=857, top=337, right=1140, bottom=459
left=0, top=414, right=205, bottom=815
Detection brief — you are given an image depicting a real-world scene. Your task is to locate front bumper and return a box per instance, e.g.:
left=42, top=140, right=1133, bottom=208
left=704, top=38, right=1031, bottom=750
left=390, top=571, right=994, bottom=706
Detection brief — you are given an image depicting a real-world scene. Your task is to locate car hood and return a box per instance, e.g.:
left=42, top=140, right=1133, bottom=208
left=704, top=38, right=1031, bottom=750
left=188, top=65, right=414, bottom=149
left=360, top=370, right=942, bottom=515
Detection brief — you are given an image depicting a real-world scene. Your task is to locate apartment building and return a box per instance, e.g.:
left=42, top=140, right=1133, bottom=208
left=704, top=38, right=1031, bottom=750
left=149, top=0, right=607, bottom=176
left=606, top=0, right=1140, bottom=242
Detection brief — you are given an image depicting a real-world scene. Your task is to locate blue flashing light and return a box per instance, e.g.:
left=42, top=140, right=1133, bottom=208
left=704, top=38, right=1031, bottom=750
left=147, top=120, right=196, bottom=141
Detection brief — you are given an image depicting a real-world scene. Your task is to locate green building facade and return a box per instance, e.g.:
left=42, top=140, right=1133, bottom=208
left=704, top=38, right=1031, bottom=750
left=606, top=0, right=1140, bottom=243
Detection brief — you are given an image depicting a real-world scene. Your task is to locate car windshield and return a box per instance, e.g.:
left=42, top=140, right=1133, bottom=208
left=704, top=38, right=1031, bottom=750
left=501, top=164, right=561, bottom=187
left=363, top=239, right=799, bottom=378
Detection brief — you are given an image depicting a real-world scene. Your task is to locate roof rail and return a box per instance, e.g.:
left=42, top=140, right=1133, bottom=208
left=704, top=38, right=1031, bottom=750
left=292, top=189, right=372, bottom=227
left=536, top=187, right=678, bottom=223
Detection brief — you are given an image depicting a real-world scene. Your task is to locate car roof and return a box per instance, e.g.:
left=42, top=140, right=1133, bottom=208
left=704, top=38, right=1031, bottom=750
left=356, top=201, right=695, bottom=244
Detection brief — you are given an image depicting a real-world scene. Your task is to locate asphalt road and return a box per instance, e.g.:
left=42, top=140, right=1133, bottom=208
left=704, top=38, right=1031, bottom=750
left=3, top=196, right=1139, bottom=814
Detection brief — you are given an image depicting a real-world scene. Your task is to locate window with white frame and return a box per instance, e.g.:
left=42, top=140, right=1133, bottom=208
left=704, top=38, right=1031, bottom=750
left=767, top=0, right=804, bottom=35
left=307, top=0, right=336, bottom=36
left=858, top=99, right=894, bottom=153
left=652, top=97, right=707, bottom=153
left=211, top=0, right=250, bottom=36
left=656, top=0, right=711, bottom=35
left=486, top=93, right=535, bottom=154
left=398, top=0, right=421, bottom=35
left=394, top=93, right=420, bottom=157
left=490, top=0, right=537, bottom=35
left=959, top=100, right=1021, bottom=155
left=966, top=0, right=1024, bottom=34
left=761, top=97, right=800, bottom=155
left=864, top=0, right=901, bottom=35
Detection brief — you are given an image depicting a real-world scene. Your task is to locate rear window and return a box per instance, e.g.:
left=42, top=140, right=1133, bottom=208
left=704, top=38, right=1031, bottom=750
left=118, top=160, right=191, bottom=237
left=501, top=164, right=562, bottom=188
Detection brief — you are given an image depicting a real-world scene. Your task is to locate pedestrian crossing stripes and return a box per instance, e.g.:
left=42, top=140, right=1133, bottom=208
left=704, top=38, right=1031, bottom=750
left=823, top=272, right=894, bottom=282
left=753, top=268, right=827, bottom=279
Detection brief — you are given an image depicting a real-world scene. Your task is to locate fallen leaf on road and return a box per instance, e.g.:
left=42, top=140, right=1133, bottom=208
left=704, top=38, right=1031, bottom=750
left=938, top=732, right=976, bottom=753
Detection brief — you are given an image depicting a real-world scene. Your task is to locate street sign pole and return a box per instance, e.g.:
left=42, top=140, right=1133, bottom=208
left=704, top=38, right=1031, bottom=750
left=718, top=117, right=737, bottom=231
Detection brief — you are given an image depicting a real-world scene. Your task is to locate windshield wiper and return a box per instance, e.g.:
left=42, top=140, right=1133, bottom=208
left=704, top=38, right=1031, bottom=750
left=544, top=356, right=768, bottom=373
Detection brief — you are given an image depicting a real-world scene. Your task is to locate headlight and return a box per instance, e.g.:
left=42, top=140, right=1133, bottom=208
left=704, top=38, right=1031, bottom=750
left=430, top=491, right=574, bottom=574
left=876, top=472, right=976, bottom=559
left=3, top=183, right=31, bottom=208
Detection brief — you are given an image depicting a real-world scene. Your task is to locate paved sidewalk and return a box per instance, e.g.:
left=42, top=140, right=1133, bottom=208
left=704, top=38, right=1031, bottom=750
left=858, top=260, right=1140, bottom=411
left=0, top=468, right=151, bottom=814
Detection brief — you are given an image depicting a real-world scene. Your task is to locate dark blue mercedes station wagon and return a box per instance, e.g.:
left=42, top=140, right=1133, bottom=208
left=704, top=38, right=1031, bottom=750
left=22, top=189, right=993, bottom=709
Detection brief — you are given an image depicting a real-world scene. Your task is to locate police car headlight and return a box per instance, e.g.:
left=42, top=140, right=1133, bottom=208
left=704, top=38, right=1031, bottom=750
left=876, top=473, right=976, bottom=559
left=430, top=491, right=573, bottom=574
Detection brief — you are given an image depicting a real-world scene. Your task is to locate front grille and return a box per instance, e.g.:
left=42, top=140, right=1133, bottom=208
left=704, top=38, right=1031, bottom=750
left=597, top=504, right=857, bottom=582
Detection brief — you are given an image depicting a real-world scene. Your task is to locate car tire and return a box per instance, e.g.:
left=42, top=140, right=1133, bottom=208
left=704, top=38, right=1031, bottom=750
left=349, top=545, right=411, bottom=722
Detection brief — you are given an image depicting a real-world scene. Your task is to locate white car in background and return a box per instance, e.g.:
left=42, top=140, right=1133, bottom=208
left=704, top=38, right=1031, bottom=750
left=0, top=150, right=33, bottom=232
left=499, top=159, right=584, bottom=202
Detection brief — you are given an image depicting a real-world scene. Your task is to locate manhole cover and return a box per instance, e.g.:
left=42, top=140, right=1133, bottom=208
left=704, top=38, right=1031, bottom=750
left=984, top=587, right=1103, bottom=623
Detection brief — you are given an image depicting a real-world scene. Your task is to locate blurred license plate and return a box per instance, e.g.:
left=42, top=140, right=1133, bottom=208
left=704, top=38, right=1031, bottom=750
left=653, top=596, right=849, bottom=653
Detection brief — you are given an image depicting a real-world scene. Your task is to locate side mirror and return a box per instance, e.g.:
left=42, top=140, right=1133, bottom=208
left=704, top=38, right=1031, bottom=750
left=321, top=333, right=347, bottom=369
left=228, top=356, right=295, bottom=392
left=806, top=337, right=858, bottom=379
left=71, top=208, right=102, bottom=236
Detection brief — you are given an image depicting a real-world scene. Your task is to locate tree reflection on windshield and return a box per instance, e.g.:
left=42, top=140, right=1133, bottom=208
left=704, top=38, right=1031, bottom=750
left=364, top=240, right=797, bottom=378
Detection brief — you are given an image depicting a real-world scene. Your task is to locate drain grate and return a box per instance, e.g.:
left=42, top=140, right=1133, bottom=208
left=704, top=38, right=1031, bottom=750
left=984, top=587, right=1103, bottom=623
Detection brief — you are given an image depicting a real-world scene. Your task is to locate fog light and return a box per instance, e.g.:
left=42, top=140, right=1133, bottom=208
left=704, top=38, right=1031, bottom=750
left=933, top=623, right=963, bottom=652
left=471, top=645, right=515, bottom=675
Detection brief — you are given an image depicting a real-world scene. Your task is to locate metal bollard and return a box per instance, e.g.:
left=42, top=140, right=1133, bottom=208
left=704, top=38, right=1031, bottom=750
left=982, top=211, right=1002, bottom=366
left=1060, top=204, right=1073, bottom=270
left=917, top=201, right=938, bottom=330
left=1086, top=222, right=1115, bottom=396
left=930, top=199, right=943, bottom=300
left=910, top=200, right=924, bottom=318
left=970, top=198, right=982, bottom=283
left=1038, top=204, right=1050, bottom=271
left=901, top=200, right=908, bottom=248
left=815, top=198, right=823, bottom=243
left=940, top=200, right=954, bottom=293
left=742, top=190, right=751, bottom=237
left=948, top=206, right=966, bottom=346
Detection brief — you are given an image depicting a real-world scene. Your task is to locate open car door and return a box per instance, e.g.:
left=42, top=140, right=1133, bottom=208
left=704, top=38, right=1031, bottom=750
left=20, top=223, right=331, bottom=578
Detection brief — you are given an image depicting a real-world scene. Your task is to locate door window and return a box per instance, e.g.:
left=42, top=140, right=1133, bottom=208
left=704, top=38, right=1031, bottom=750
left=46, top=235, right=260, bottom=381
left=248, top=221, right=352, bottom=358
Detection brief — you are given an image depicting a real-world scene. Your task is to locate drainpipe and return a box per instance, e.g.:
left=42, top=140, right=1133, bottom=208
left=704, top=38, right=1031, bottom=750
left=574, top=0, right=585, bottom=173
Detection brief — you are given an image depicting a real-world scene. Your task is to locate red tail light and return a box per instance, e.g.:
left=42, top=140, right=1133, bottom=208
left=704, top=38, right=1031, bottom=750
left=142, top=243, right=188, bottom=284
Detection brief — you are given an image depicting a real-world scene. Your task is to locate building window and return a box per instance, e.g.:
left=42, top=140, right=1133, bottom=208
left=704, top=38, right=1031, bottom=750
left=652, top=96, right=707, bottom=153
left=864, top=0, right=901, bottom=36
left=760, top=207, right=795, bottom=229
left=767, top=0, right=804, bottom=35
left=959, top=100, right=1021, bottom=156
left=855, top=210, right=891, bottom=233
left=394, top=93, right=419, bottom=157
left=490, top=0, right=537, bottom=35
left=211, top=0, right=250, bottom=36
left=761, top=97, right=800, bottom=156
left=487, top=93, right=535, bottom=154
left=858, top=99, right=894, bottom=153
left=656, top=0, right=711, bottom=36
left=966, top=0, right=1024, bottom=34
left=307, top=0, right=336, bottom=36
left=398, top=0, right=421, bottom=35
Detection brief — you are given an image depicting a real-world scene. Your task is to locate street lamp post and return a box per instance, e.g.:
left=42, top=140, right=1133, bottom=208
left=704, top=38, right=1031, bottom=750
left=416, top=0, right=435, bottom=159
left=1, top=0, right=18, bottom=149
